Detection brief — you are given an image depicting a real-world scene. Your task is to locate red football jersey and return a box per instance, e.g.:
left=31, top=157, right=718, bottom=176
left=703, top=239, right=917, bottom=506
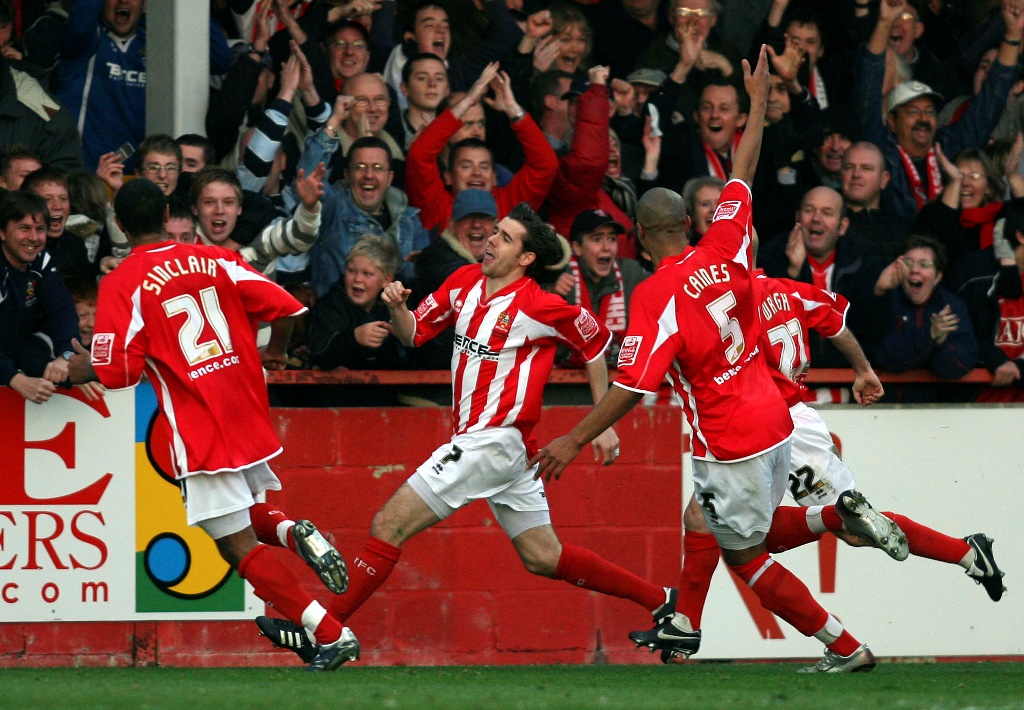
left=753, top=271, right=850, bottom=406
left=614, top=180, right=792, bottom=461
left=90, top=241, right=306, bottom=478
left=412, top=264, right=611, bottom=456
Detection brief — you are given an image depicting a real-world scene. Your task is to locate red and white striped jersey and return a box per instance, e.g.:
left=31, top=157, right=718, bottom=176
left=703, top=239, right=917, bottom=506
left=90, top=241, right=306, bottom=478
left=753, top=271, right=850, bottom=407
left=614, top=180, right=792, bottom=462
left=412, top=264, right=611, bottom=455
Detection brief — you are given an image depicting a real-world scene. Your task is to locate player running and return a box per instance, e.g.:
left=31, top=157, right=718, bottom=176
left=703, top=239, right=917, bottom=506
left=533, top=46, right=880, bottom=674
left=68, top=179, right=357, bottom=671
left=654, top=271, right=1006, bottom=663
left=256, top=201, right=678, bottom=660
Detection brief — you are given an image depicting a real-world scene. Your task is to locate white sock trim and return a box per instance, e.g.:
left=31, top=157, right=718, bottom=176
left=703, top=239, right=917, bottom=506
left=958, top=547, right=976, bottom=571
left=301, top=600, right=328, bottom=641
left=276, top=520, right=295, bottom=548
left=813, top=614, right=844, bottom=644
left=746, top=557, right=775, bottom=587
left=805, top=506, right=828, bottom=534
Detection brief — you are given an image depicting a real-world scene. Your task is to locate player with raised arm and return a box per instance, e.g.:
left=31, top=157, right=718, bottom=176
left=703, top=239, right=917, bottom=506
left=664, top=272, right=1006, bottom=662
left=532, top=46, right=880, bottom=673
left=67, top=179, right=357, bottom=672
left=255, top=202, right=680, bottom=661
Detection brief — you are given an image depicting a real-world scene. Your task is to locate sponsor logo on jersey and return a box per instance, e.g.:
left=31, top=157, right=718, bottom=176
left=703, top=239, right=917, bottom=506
left=92, top=333, right=114, bottom=365
left=575, top=310, right=599, bottom=340
left=454, top=332, right=499, bottom=360
left=493, top=311, right=512, bottom=335
left=712, top=200, right=741, bottom=221
left=618, top=335, right=642, bottom=366
left=454, top=298, right=464, bottom=313
left=414, top=294, right=438, bottom=318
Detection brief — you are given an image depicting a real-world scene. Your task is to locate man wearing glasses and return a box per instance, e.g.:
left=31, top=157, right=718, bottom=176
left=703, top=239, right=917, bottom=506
left=297, top=134, right=428, bottom=296
left=134, top=134, right=184, bottom=198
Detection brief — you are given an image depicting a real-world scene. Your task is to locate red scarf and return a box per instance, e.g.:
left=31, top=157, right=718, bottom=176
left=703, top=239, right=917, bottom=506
left=566, top=257, right=625, bottom=367
left=702, top=132, right=742, bottom=180
left=959, top=201, right=1003, bottom=250
left=808, top=251, right=836, bottom=291
left=897, top=146, right=942, bottom=211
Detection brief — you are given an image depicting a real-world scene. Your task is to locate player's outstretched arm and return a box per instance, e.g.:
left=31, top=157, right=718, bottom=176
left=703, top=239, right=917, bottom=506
left=381, top=281, right=415, bottom=347
left=261, top=315, right=296, bottom=371
left=531, top=385, right=641, bottom=481
left=67, top=338, right=99, bottom=385
left=731, top=44, right=770, bottom=186
left=584, top=356, right=620, bottom=466
left=829, top=328, right=884, bottom=406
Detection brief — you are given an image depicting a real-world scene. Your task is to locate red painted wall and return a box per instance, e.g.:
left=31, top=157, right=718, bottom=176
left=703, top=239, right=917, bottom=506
left=0, top=404, right=682, bottom=668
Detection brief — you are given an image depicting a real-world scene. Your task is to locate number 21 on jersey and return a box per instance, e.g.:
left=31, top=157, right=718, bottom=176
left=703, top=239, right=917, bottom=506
left=162, top=286, right=234, bottom=366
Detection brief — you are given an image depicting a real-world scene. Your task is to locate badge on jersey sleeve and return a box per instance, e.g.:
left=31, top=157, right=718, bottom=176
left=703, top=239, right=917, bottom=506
left=92, top=333, right=115, bottom=365
left=574, top=310, right=599, bottom=341
left=712, top=200, right=741, bottom=221
left=618, top=336, right=642, bottom=366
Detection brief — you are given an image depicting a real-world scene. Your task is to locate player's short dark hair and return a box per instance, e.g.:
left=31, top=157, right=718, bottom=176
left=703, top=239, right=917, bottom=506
left=115, top=179, right=167, bottom=238
left=900, top=234, right=948, bottom=274
left=448, top=138, right=493, bottom=168
left=189, top=167, right=243, bottom=206
left=401, top=51, right=446, bottom=86
left=176, top=133, right=214, bottom=165
left=347, top=136, right=393, bottom=169
left=508, top=202, right=562, bottom=279
left=138, top=134, right=183, bottom=165
left=22, top=166, right=67, bottom=193
left=0, top=190, right=48, bottom=228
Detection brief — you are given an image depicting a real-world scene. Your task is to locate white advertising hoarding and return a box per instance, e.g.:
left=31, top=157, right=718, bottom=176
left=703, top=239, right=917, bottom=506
left=0, top=385, right=260, bottom=621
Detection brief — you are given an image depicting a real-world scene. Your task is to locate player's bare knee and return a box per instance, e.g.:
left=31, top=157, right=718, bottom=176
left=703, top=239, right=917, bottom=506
left=368, top=508, right=404, bottom=546
left=684, top=495, right=710, bottom=532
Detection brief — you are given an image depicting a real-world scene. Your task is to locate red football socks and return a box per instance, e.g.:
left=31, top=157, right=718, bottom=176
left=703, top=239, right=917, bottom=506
left=249, top=502, right=297, bottom=552
left=676, top=531, right=720, bottom=629
left=237, top=544, right=342, bottom=644
left=554, top=544, right=665, bottom=611
left=731, top=551, right=859, bottom=654
left=327, top=536, right=402, bottom=623
left=765, top=506, right=825, bottom=553
left=883, top=512, right=971, bottom=563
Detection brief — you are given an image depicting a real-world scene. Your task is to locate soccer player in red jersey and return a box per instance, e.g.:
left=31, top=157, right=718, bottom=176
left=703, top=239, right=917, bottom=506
left=533, top=46, right=880, bottom=673
left=666, top=274, right=1006, bottom=660
left=257, top=201, right=680, bottom=660
left=67, top=179, right=357, bottom=671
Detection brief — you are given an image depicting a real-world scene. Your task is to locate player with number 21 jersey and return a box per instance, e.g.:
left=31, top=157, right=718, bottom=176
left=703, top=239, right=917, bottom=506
left=90, top=241, right=306, bottom=478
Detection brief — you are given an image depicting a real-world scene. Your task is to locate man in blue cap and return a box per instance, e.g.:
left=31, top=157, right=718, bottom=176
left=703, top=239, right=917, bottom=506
left=415, top=188, right=499, bottom=297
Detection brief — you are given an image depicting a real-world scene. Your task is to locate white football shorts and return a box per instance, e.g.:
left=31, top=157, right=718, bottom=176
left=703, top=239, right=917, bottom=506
left=692, top=440, right=790, bottom=550
left=182, top=461, right=282, bottom=539
left=408, top=427, right=551, bottom=539
left=786, top=402, right=856, bottom=506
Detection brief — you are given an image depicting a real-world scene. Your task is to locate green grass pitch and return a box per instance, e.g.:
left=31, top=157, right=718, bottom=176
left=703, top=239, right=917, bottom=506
left=2, top=662, right=1023, bottom=709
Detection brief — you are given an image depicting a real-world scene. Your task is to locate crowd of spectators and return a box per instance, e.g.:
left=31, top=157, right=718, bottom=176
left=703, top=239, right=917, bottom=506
left=4, top=0, right=1024, bottom=405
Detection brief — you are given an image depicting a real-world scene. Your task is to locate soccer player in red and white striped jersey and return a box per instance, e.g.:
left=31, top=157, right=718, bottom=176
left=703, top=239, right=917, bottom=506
left=320, top=202, right=677, bottom=634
